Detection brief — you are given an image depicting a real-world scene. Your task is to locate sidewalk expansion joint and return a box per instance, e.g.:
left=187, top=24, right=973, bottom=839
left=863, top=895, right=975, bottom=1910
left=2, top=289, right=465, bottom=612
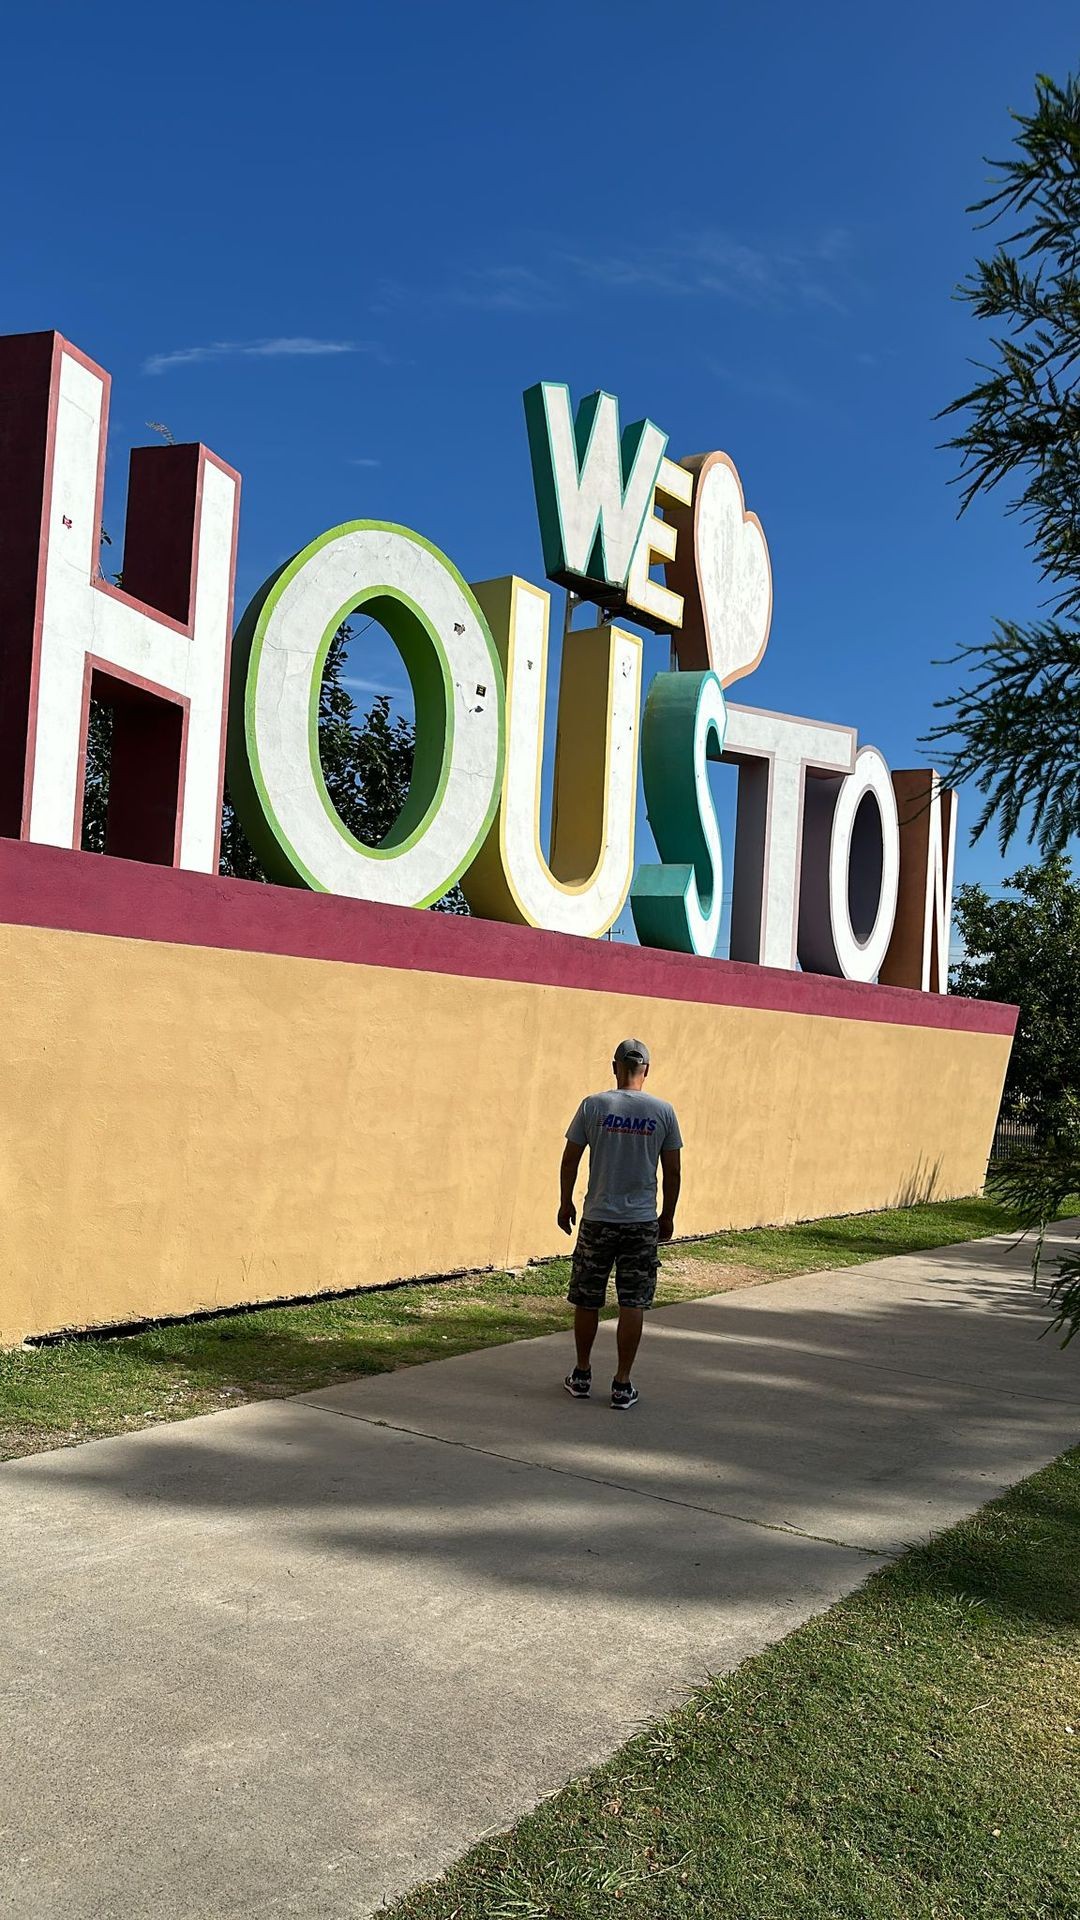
left=296, top=1399, right=890, bottom=1561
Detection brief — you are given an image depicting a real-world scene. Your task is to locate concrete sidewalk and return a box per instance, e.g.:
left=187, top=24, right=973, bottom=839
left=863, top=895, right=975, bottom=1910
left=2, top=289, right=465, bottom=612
left=3, top=1225, right=1079, bottom=1920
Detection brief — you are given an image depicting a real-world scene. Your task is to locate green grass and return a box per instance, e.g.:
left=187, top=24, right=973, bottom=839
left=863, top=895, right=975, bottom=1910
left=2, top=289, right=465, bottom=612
left=683, top=1192, right=1028, bottom=1277
left=0, top=1194, right=1025, bottom=1462
left=384, top=1445, right=1080, bottom=1920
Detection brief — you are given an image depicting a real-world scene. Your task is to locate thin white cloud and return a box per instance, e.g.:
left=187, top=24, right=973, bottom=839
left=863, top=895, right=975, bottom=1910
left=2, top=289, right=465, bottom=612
left=143, top=337, right=388, bottom=375
left=340, top=675, right=409, bottom=697
left=374, top=265, right=561, bottom=317
left=347, top=456, right=382, bottom=467
left=562, top=227, right=856, bottom=314
left=374, top=226, right=856, bottom=324
left=449, top=265, right=561, bottom=313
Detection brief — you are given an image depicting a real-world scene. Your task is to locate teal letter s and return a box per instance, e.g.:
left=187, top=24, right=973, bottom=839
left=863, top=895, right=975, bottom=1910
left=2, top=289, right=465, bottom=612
left=630, top=671, right=726, bottom=957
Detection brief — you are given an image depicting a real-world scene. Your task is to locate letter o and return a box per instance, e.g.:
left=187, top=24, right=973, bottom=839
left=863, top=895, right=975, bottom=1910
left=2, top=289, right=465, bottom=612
left=799, top=746, right=900, bottom=982
left=228, top=522, right=504, bottom=905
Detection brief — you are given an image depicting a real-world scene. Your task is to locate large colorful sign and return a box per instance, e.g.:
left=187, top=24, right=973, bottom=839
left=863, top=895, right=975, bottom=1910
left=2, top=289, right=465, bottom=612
left=0, top=332, right=955, bottom=990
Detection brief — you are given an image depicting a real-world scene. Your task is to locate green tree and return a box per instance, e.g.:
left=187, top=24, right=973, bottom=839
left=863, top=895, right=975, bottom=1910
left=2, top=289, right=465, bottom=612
left=932, top=75, right=1080, bottom=1344
left=952, top=856, right=1080, bottom=1137
left=80, top=700, right=113, bottom=855
left=927, top=72, right=1080, bottom=853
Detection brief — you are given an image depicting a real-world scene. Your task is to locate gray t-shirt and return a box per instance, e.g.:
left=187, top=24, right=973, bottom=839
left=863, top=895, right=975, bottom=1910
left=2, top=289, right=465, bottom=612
left=566, top=1089, right=684, bottom=1224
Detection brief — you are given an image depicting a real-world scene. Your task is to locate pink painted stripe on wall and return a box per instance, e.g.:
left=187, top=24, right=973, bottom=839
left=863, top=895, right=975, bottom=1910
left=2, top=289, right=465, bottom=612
left=0, top=838, right=1017, bottom=1037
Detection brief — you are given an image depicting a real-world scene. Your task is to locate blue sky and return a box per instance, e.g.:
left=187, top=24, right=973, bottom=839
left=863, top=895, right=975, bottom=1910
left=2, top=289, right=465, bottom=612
left=5, top=1, right=1076, bottom=945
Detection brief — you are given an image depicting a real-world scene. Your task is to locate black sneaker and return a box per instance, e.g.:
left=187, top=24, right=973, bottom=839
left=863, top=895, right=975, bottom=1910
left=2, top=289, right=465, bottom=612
left=564, top=1367, right=592, bottom=1399
left=611, top=1380, right=639, bottom=1411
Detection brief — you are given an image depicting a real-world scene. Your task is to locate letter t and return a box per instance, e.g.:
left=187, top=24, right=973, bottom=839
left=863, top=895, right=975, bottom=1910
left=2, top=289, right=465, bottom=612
left=720, top=702, right=857, bottom=971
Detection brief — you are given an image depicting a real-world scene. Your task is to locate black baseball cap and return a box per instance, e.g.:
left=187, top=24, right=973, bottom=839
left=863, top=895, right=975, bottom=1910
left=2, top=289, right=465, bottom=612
left=613, top=1038, right=650, bottom=1067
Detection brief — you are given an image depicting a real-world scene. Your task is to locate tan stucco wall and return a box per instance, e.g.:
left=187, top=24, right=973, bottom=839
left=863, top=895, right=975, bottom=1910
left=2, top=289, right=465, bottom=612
left=0, top=921, right=1012, bottom=1344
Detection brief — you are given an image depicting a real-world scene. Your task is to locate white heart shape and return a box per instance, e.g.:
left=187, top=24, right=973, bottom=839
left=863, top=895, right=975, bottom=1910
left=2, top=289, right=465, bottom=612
left=668, top=452, right=772, bottom=686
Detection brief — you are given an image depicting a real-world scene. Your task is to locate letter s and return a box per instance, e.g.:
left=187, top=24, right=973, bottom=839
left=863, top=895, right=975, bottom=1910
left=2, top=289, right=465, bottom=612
left=630, top=671, right=726, bottom=957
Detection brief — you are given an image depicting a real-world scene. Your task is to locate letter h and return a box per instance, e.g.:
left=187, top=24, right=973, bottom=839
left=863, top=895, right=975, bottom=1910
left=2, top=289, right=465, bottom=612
left=0, top=332, right=240, bottom=868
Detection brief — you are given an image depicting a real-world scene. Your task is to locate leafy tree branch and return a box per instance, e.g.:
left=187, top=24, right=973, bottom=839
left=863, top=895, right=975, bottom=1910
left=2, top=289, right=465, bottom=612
left=927, top=72, right=1080, bottom=853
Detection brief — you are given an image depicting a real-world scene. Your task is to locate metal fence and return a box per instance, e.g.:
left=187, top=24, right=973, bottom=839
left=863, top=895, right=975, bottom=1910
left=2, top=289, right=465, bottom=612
left=988, top=1114, right=1043, bottom=1164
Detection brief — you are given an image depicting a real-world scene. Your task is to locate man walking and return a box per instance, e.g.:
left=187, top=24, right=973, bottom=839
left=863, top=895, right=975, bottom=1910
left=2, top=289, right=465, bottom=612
left=557, top=1039, right=683, bottom=1409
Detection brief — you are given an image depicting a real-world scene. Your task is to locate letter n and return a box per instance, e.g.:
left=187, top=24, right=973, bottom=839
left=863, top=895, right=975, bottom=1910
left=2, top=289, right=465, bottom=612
left=879, top=771, right=957, bottom=994
left=0, top=332, right=241, bottom=868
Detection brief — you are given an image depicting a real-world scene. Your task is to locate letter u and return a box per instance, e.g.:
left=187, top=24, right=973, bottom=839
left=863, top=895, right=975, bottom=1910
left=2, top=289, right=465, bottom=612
left=460, top=576, right=642, bottom=938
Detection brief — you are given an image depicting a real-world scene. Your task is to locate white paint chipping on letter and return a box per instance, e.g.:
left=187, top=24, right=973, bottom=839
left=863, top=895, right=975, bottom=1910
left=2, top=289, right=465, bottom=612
left=29, top=349, right=238, bottom=870
left=721, top=703, right=857, bottom=972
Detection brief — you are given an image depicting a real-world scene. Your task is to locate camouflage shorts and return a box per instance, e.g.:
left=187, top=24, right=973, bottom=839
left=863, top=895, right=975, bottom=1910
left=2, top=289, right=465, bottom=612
left=568, top=1218, right=660, bottom=1311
